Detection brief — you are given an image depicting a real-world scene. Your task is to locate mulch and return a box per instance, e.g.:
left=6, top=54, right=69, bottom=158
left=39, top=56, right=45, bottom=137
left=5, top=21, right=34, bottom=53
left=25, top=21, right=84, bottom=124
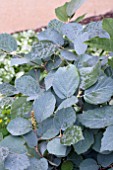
left=80, top=11, right=113, bottom=24
left=35, top=11, right=113, bottom=33
left=12, top=11, right=113, bottom=34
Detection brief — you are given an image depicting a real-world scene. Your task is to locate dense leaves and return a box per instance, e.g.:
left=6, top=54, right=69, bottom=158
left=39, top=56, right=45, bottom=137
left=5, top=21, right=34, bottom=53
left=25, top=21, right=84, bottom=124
left=1, top=2, right=113, bottom=170
left=53, top=64, right=80, bottom=99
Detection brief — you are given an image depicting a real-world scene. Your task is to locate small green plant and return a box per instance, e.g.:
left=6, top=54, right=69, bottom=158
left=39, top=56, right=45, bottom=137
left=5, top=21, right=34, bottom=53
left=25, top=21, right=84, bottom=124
left=1, top=0, right=113, bottom=170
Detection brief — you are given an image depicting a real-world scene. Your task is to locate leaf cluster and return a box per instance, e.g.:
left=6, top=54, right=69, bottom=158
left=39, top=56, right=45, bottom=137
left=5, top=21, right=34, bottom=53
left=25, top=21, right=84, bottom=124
left=0, top=3, right=113, bottom=170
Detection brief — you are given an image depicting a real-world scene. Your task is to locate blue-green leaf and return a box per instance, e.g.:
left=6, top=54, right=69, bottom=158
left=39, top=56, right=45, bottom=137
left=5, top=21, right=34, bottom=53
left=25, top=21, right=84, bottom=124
left=0, top=136, right=26, bottom=154
left=0, top=83, right=18, bottom=96
left=79, top=58, right=100, bottom=90
left=26, top=42, right=57, bottom=60
left=47, top=138, right=67, bottom=156
left=62, top=23, right=83, bottom=42
left=38, top=28, right=64, bottom=45
left=4, top=153, right=30, bottom=170
left=27, top=158, right=48, bottom=170
left=0, top=33, right=17, bottom=52
left=66, top=0, right=86, bottom=17
left=84, top=21, right=109, bottom=39
left=33, top=91, right=56, bottom=123
left=7, top=117, right=32, bottom=136
left=79, top=159, right=99, bottom=170
left=84, top=76, right=113, bottom=104
left=23, top=131, right=37, bottom=148
left=60, top=50, right=78, bottom=61
left=11, top=57, right=30, bottom=66
left=53, top=64, right=80, bottom=99
left=15, top=75, right=41, bottom=97
left=57, top=96, right=78, bottom=111
left=73, top=130, right=94, bottom=154
left=37, top=117, right=59, bottom=140
left=0, top=147, right=9, bottom=163
left=54, top=107, right=76, bottom=130
left=78, top=106, right=113, bottom=129
left=101, top=126, right=113, bottom=152
left=97, top=153, right=113, bottom=168
left=45, top=71, right=55, bottom=90
left=48, top=19, right=64, bottom=34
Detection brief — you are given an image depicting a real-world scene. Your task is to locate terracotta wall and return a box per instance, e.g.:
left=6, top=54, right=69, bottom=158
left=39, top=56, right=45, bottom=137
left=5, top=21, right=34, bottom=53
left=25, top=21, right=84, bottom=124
left=0, top=0, right=113, bottom=33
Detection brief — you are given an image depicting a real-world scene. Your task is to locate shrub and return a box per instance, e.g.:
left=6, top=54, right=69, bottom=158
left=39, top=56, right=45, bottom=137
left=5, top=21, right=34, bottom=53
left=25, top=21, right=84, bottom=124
left=0, top=0, right=113, bottom=170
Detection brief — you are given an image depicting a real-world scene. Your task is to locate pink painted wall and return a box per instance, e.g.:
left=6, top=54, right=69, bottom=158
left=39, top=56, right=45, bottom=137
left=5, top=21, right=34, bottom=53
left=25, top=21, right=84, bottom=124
left=0, top=0, right=113, bottom=33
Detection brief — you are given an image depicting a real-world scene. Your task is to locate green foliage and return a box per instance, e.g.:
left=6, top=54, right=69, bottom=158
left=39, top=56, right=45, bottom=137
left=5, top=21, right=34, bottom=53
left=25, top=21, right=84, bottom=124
left=55, top=0, right=86, bottom=22
left=1, top=1, right=113, bottom=170
left=79, top=159, right=99, bottom=170
left=61, top=161, right=73, bottom=170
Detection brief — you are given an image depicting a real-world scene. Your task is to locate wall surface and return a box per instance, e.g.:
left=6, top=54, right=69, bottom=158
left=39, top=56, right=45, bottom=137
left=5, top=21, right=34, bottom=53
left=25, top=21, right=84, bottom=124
left=0, top=0, right=113, bottom=33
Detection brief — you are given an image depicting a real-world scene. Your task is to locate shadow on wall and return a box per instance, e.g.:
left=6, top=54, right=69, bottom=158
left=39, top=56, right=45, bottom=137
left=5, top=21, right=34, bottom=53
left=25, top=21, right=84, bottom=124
left=0, top=0, right=113, bottom=33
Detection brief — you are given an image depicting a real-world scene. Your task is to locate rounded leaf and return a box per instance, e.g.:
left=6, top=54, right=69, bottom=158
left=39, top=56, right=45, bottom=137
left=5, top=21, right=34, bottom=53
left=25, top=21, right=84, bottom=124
left=15, top=75, right=40, bottom=97
left=101, top=126, right=113, bottom=152
left=4, top=153, right=30, bottom=170
left=27, top=158, right=48, bottom=170
left=33, top=92, right=56, bottom=123
left=47, top=138, right=67, bottom=156
left=73, top=130, right=94, bottom=154
left=84, top=76, right=113, bottom=104
left=0, top=136, right=26, bottom=154
left=7, top=117, right=32, bottom=136
left=61, top=161, right=73, bottom=170
left=0, top=33, right=17, bottom=52
left=78, top=106, right=113, bottom=129
left=53, top=64, right=80, bottom=99
left=54, top=107, right=76, bottom=130
left=79, top=159, right=99, bottom=170
left=97, top=153, right=113, bottom=168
